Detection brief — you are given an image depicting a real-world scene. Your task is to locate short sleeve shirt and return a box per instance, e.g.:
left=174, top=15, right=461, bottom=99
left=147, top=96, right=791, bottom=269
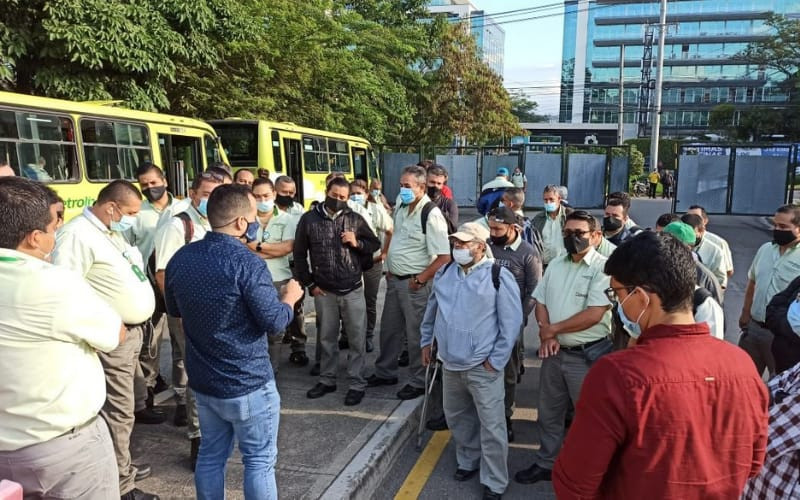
left=541, top=216, right=566, bottom=265
left=128, top=195, right=177, bottom=262
left=387, top=194, right=450, bottom=275
left=697, top=238, right=728, bottom=288
left=748, top=241, right=800, bottom=322
left=532, top=248, right=612, bottom=346
left=154, top=202, right=211, bottom=271
left=257, top=208, right=301, bottom=282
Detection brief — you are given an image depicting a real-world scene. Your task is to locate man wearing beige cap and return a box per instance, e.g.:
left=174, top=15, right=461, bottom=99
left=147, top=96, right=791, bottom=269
left=421, top=222, right=523, bottom=500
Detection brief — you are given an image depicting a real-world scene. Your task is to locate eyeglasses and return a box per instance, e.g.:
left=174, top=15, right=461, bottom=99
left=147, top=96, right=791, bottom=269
left=604, top=286, right=633, bottom=302
left=563, top=229, right=590, bottom=238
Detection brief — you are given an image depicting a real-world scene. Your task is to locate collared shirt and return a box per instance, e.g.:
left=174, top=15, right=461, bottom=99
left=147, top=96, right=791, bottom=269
left=511, top=172, right=526, bottom=188
left=553, top=323, right=769, bottom=500
left=541, top=213, right=566, bottom=265
left=697, top=237, right=728, bottom=288
left=742, top=363, right=800, bottom=499
left=386, top=194, right=450, bottom=275
left=481, top=177, right=515, bottom=191
left=53, top=208, right=155, bottom=324
left=348, top=199, right=377, bottom=234
left=153, top=199, right=211, bottom=271
left=128, top=194, right=177, bottom=262
left=365, top=201, right=393, bottom=256
left=257, top=207, right=302, bottom=282
left=532, top=248, right=611, bottom=347
left=164, top=232, right=293, bottom=398
left=748, top=241, right=800, bottom=322
left=705, top=230, right=734, bottom=273
left=595, top=237, right=617, bottom=258
left=0, top=249, right=121, bottom=451
left=420, top=258, right=522, bottom=371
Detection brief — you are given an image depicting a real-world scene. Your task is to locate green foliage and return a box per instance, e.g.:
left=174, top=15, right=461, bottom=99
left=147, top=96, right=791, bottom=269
left=509, top=91, right=547, bottom=123
left=708, top=104, right=737, bottom=137
left=624, top=138, right=681, bottom=170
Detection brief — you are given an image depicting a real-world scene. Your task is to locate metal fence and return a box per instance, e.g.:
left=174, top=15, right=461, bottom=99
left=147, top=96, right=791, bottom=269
left=377, top=144, right=631, bottom=210
left=673, top=144, right=794, bottom=216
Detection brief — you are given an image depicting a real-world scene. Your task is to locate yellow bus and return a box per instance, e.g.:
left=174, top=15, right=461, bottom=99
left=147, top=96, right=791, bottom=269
left=0, top=91, right=227, bottom=221
left=208, top=119, right=377, bottom=207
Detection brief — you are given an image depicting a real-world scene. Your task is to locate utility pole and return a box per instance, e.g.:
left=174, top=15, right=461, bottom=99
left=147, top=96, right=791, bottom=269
left=618, top=44, right=625, bottom=145
left=649, top=0, right=667, bottom=172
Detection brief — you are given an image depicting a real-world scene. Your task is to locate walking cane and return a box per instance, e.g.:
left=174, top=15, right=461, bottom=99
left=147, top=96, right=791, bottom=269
left=416, top=341, right=440, bottom=451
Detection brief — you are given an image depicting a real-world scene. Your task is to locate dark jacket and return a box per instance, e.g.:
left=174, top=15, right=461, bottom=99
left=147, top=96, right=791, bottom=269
left=433, top=194, right=458, bottom=233
left=293, top=203, right=381, bottom=295
left=765, top=275, right=800, bottom=374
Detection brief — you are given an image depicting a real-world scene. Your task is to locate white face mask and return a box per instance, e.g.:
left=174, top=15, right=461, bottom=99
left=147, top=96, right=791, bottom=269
left=788, top=299, right=800, bottom=335
left=452, top=248, right=474, bottom=265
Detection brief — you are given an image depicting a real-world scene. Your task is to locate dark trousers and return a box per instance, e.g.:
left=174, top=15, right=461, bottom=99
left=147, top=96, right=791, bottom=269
left=648, top=182, right=658, bottom=198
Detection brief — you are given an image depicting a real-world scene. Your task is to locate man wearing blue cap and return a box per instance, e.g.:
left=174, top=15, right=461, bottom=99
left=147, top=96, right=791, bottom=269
left=482, top=167, right=515, bottom=191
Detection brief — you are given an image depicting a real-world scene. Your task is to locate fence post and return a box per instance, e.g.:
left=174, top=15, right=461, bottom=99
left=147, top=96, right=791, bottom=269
left=561, top=143, right=569, bottom=187
left=726, top=146, right=736, bottom=214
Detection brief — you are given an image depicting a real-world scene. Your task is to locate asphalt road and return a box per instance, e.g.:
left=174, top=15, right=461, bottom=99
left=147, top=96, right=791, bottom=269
left=379, top=198, right=773, bottom=500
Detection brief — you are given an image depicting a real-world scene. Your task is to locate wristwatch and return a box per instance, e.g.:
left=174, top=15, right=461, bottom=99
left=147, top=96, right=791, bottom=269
left=256, top=242, right=263, bottom=253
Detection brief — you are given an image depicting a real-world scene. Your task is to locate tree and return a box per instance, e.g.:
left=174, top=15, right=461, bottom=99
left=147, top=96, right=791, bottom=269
left=708, top=104, right=737, bottom=138
left=510, top=91, right=547, bottom=123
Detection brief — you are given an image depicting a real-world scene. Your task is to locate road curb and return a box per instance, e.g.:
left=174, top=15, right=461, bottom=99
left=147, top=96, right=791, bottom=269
left=320, top=397, right=423, bottom=499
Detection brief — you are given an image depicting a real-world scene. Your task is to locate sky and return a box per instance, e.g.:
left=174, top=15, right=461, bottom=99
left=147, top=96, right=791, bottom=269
left=481, top=1, right=567, bottom=117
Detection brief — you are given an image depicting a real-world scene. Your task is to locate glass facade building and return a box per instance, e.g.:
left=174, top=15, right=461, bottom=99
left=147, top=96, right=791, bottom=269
left=559, top=0, right=798, bottom=136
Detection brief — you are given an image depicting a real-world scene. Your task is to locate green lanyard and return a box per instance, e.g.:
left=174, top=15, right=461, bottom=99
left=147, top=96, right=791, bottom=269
left=0, top=256, right=21, bottom=262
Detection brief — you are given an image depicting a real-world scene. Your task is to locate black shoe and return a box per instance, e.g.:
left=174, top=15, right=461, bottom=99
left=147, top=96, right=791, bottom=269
left=174, top=404, right=188, bottom=427
left=133, top=463, right=151, bottom=481
left=506, top=418, right=514, bottom=443
left=289, top=351, right=309, bottom=366
left=338, top=337, right=349, bottom=350
left=514, top=463, right=552, bottom=484
left=398, top=350, right=409, bottom=367
left=121, top=488, right=160, bottom=500
left=344, top=389, right=365, bottom=406
left=365, top=338, right=374, bottom=353
left=190, top=437, right=200, bottom=472
left=307, top=383, right=337, bottom=399
left=453, top=468, right=479, bottom=481
left=153, top=375, right=169, bottom=394
left=426, top=414, right=448, bottom=431
left=397, top=384, right=424, bottom=400
left=135, top=408, right=166, bottom=425
left=310, top=363, right=320, bottom=376
left=366, top=374, right=398, bottom=387
left=482, top=486, right=502, bottom=500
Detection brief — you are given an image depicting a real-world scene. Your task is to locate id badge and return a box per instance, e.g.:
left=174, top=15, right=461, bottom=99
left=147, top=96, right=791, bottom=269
left=131, top=264, right=148, bottom=282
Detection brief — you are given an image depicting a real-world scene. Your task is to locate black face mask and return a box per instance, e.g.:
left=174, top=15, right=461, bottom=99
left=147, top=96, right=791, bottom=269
left=427, top=186, right=441, bottom=199
left=564, top=234, right=591, bottom=255
left=324, top=196, right=348, bottom=213
left=602, top=216, right=622, bottom=232
left=275, top=194, right=294, bottom=208
left=774, top=229, right=798, bottom=246
left=490, top=234, right=509, bottom=246
left=142, top=185, right=167, bottom=203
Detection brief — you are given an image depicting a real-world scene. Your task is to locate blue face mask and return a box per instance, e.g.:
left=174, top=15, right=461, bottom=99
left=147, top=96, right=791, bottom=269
left=544, top=201, right=558, bottom=213
left=350, top=194, right=366, bottom=205
left=257, top=199, right=274, bottom=213
left=109, top=206, right=136, bottom=232
left=617, top=288, right=648, bottom=339
left=244, top=220, right=260, bottom=243
left=399, top=187, right=416, bottom=204
left=371, top=189, right=382, bottom=199
left=197, top=198, right=209, bottom=217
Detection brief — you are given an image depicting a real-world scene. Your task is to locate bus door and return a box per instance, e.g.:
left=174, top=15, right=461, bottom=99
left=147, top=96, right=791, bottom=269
left=158, top=133, right=202, bottom=198
left=283, top=135, right=303, bottom=202
left=352, top=146, right=368, bottom=182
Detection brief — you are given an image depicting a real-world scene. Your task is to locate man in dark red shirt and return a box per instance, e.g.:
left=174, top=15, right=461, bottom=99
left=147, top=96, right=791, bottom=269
left=553, top=231, right=769, bottom=499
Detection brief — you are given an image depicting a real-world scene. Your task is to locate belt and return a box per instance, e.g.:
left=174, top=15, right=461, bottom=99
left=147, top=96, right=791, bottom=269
left=561, top=337, right=607, bottom=352
left=394, top=274, right=415, bottom=280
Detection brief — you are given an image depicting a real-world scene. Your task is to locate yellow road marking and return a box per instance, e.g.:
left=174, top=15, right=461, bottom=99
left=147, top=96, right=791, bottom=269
left=394, top=431, right=451, bottom=500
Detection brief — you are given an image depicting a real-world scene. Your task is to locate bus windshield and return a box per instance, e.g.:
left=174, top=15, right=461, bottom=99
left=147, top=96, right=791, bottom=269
left=215, top=123, right=258, bottom=167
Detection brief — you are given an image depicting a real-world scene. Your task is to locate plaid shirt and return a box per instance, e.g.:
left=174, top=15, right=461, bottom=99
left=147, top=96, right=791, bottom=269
left=742, top=364, right=800, bottom=499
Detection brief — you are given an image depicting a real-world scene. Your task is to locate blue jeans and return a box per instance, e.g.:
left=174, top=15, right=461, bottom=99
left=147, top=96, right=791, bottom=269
left=194, top=380, right=280, bottom=500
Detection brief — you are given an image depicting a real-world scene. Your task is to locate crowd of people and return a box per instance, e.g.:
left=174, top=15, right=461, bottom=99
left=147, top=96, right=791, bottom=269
left=0, top=159, right=798, bottom=500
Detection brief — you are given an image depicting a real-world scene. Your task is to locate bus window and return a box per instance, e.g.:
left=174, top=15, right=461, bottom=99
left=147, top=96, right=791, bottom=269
left=81, top=119, right=150, bottom=181
left=159, top=135, right=202, bottom=198
left=204, top=134, right=221, bottom=167
left=271, top=130, right=282, bottom=172
left=303, top=136, right=329, bottom=172
left=0, top=110, right=79, bottom=182
left=215, top=123, right=258, bottom=167
left=329, top=139, right=350, bottom=173
left=352, top=147, right=367, bottom=181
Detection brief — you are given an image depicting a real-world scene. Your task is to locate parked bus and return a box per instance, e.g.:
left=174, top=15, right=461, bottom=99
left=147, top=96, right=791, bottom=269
left=0, top=91, right=227, bottom=220
left=208, top=119, right=377, bottom=207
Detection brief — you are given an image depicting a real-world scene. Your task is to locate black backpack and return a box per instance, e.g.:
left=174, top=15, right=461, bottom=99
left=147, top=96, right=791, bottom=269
left=420, top=200, right=456, bottom=235
left=442, top=260, right=502, bottom=290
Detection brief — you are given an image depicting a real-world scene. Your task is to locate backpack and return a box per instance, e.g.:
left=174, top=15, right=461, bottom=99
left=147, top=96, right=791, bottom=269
left=477, top=187, right=507, bottom=216
left=148, top=211, right=194, bottom=313
left=520, top=216, right=544, bottom=256
left=442, top=261, right=501, bottom=290
left=420, top=201, right=456, bottom=235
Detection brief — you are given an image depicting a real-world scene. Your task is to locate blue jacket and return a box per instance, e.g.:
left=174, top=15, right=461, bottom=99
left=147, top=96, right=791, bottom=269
left=420, top=258, right=523, bottom=371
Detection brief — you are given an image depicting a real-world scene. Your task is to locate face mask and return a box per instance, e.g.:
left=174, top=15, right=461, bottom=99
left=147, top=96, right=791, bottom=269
left=427, top=186, right=441, bottom=199
left=110, top=213, right=137, bottom=232
left=350, top=194, right=366, bottom=205
left=244, top=220, right=259, bottom=243
left=563, top=234, right=591, bottom=255
left=257, top=200, right=274, bottom=213
left=399, top=187, right=416, bottom=204
left=371, top=189, right=382, bottom=199
left=142, top=185, right=167, bottom=204
left=544, top=202, right=558, bottom=213
left=787, top=300, right=800, bottom=335
left=275, top=194, right=294, bottom=208
left=617, top=288, right=648, bottom=339
left=490, top=234, right=509, bottom=246
left=602, top=216, right=623, bottom=232
left=324, top=196, right=348, bottom=213
left=197, top=198, right=209, bottom=217
left=773, top=229, right=798, bottom=246
left=452, top=248, right=474, bottom=265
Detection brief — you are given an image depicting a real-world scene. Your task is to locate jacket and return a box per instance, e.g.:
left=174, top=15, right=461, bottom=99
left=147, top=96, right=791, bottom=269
left=293, top=203, right=381, bottom=295
left=765, top=275, right=800, bottom=373
left=531, top=204, right=572, bottom=235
